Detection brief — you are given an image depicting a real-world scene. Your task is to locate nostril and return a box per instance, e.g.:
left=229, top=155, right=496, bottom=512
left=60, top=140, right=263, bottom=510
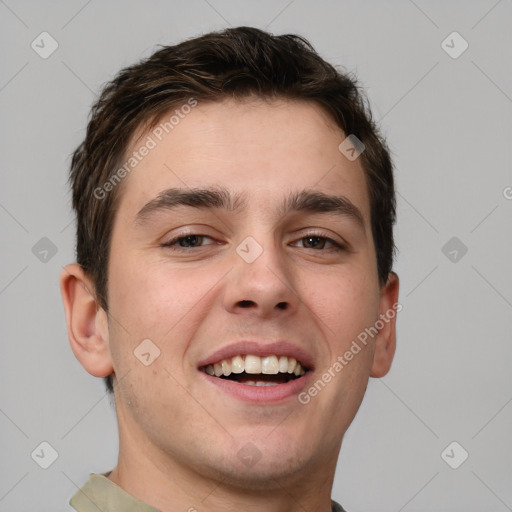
left=237, top=300, right=288, bottom=309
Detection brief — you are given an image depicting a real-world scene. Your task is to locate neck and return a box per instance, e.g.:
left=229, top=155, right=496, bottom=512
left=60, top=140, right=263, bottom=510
left=108, top=404, right=338, bottom=512
left=109, top=461, right=335, bottom=512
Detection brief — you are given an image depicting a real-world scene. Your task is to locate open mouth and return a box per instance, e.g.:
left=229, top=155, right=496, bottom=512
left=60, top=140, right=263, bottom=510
left=201, top=354, right=308, bottom=387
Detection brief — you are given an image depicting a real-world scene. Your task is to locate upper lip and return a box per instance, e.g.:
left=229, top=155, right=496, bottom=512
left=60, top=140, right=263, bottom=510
left=197, top=340, right=315, bottom=370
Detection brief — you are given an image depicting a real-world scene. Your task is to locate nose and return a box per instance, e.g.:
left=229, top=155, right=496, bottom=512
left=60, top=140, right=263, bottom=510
left=221, top=238, right=299, bottom=319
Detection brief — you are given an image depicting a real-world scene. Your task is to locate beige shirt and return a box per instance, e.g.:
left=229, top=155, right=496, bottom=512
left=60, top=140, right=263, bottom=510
left=70, top=472, right=346, bottom=511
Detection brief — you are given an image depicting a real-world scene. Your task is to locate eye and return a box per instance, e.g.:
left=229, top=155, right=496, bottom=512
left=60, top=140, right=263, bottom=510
left=292, top=234, right=345, bottom=251
left=161, top=234, right=215, bottom=249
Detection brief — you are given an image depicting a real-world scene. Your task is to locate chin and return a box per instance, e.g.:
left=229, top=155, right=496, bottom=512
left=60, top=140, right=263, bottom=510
left=194, top=445, right=314, bottom=491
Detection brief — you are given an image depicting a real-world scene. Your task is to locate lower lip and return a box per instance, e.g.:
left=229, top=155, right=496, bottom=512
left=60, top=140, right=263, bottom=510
left=200, top=372, right=312, bottom=403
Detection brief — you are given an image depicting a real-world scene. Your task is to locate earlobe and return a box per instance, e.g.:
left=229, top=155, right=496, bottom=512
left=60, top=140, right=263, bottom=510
left=370, top=272, right=400, bottom=378
left=60, top=264, right=114, bottom=378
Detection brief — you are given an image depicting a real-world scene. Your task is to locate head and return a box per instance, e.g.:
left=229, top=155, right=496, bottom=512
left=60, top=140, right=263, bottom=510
left=61, top=26, right=399, bottom=491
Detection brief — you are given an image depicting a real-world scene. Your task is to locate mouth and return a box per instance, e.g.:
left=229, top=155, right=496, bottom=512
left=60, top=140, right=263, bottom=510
left=201, top=354, right=308, bottom=387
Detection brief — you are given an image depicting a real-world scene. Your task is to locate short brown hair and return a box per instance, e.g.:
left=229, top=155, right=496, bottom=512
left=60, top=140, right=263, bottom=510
left=68, top=26, right=396, bottom=394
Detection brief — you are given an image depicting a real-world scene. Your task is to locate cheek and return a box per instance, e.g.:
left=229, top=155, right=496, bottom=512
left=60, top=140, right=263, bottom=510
left=301, top=266, right=380, bottom=348
left=108, top=259, right=227, bottom=356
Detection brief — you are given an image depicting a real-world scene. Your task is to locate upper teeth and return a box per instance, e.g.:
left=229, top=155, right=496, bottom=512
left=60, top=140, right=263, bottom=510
left=204, top=355, right=306, bottom=377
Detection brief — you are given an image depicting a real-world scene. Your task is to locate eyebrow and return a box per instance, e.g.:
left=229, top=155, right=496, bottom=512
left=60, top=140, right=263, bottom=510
left=135, top=186, right=365, bottom=232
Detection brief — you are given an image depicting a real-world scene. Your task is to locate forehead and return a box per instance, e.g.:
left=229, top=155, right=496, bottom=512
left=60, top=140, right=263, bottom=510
left=116, top=97, right=370, bottom=224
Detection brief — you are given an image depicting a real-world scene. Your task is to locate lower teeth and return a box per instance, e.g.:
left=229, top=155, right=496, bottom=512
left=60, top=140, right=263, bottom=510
left=244, top=381, right=279, bottom=387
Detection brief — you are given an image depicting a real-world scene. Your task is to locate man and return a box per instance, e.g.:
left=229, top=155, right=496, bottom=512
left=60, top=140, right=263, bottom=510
left=60, top=26, right=399, bottom=512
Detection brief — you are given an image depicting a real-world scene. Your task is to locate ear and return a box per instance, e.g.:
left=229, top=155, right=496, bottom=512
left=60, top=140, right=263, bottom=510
left=370, top=272, right=400, bottom=378
left=60, top=264, right=113, bottom=378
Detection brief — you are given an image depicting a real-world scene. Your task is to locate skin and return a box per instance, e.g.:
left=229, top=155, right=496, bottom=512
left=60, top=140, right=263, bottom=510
left=61, top=97, right=399, bottom=512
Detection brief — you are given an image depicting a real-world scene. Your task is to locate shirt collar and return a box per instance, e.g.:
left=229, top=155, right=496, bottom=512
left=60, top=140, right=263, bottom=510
left=70, top=472, right=161, bottom=511
left=70, top=471, right=346, bottom=512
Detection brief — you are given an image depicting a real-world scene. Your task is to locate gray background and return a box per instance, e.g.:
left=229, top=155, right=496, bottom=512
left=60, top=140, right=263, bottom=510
left=1, top=1, right=511, bottom=511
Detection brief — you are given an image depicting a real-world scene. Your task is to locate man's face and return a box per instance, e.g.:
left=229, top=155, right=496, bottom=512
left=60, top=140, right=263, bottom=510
left=104, top=97, right=394, bottom=487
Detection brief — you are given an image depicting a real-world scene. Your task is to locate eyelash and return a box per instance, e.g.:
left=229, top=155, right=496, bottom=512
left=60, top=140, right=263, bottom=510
left=160, top=232, right=347, bottom=252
